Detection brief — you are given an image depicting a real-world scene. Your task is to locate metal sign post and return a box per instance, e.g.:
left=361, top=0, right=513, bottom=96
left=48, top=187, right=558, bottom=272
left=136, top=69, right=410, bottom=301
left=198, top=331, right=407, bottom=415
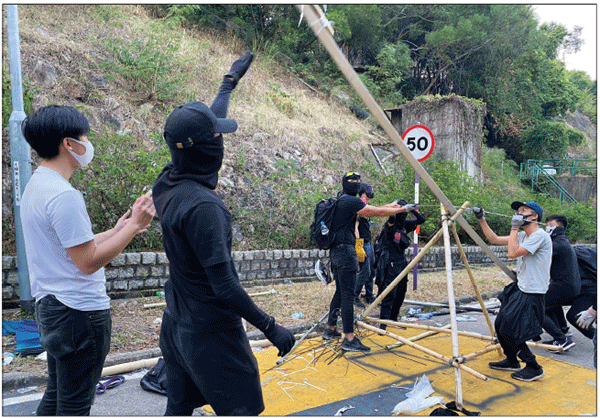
left=7, top=5, right=34, bottom=313
left=402, top=125, right=435, bottom=290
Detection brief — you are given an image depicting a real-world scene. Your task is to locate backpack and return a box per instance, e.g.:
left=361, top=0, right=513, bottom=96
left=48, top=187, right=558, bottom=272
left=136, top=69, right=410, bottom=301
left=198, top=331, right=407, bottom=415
left=309, top=197, right=339, bottom=250
left=140, top=357, right=168, bottom=396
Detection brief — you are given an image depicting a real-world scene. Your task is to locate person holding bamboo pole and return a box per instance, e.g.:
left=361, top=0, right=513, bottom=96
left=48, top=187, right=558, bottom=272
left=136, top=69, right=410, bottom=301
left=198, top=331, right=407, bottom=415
left=374, top=199, right=425, bottom=330
left=322, top=172, right=416, bottom=352
left=473, top=201, right=551, bottom=382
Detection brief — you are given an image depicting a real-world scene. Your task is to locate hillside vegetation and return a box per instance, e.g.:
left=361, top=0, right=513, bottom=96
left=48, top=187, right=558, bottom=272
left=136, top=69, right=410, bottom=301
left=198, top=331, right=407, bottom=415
left=2, top=5, right=596, bottom=255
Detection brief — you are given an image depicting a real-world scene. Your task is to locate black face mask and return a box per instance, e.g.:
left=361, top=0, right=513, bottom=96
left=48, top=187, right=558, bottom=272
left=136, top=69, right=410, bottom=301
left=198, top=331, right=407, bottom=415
left=167, top=134, right=224, bottom=190
left=342, top=178, right=360, bottom=196
left=521, top=213, right=536, bottom=227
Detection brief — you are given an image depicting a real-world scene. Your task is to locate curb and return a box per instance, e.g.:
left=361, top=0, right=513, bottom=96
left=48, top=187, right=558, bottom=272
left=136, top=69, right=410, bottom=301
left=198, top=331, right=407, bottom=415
left=2, top=293, right=502, bottom=392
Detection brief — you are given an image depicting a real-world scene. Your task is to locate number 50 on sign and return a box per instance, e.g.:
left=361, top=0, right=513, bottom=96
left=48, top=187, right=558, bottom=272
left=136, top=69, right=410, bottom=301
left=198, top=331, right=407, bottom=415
left=401, top=125, right=435, bottom=162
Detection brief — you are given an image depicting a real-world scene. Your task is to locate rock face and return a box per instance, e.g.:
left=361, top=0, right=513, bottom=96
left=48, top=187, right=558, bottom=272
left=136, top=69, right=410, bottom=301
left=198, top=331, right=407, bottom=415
left=387, top=96, right=486, bottom=182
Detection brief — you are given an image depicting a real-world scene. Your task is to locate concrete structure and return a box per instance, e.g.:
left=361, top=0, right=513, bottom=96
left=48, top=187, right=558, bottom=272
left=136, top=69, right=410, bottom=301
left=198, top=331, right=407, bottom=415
left=385, top=95, right=486, bottom=181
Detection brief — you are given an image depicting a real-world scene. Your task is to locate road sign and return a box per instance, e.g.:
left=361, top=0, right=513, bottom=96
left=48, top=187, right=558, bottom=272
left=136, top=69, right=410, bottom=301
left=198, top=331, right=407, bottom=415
left=401, top=125, right=435, bottom=162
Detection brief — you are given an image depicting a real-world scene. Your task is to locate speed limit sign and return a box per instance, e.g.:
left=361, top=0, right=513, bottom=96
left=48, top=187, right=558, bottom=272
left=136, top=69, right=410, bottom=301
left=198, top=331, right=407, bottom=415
left=401, top=125, right=435, bottom=162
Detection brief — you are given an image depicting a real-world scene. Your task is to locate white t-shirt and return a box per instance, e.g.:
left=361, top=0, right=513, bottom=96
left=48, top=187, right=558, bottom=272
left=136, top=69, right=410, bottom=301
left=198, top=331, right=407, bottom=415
left=20, top=166, right=110, bottom=311
left=515, top=228, right=553, bottom=294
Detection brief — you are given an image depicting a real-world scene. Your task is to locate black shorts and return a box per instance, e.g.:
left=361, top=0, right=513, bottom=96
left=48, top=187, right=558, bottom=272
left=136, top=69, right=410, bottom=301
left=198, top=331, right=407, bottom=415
left=159, top=310, right=264, bottom=415
left=496, top=283, right=545, bottom=345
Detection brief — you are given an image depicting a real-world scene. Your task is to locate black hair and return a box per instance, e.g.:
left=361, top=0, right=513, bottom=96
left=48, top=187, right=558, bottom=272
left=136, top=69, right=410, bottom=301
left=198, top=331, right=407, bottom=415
left=358, top=183, right=374, bottom=199
left=545, top=214, right=568, bottom=230
left=21, top=105, right=90, bottom=159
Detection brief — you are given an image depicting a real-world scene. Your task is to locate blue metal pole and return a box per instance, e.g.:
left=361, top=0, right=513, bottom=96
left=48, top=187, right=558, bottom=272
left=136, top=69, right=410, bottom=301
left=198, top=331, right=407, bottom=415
left=7, top=5, right=34, bottom=313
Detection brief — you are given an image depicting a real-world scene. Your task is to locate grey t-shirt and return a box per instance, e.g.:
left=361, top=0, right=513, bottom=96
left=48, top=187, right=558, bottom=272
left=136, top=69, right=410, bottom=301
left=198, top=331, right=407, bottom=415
left=516, top=228, right=552, bottom=294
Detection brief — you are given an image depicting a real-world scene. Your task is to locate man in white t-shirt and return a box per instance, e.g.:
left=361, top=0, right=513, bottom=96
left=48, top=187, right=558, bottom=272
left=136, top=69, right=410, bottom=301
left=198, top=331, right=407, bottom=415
left=20, top=105, right=155, bottom=415
left=473, top=201, right=552, bottom=382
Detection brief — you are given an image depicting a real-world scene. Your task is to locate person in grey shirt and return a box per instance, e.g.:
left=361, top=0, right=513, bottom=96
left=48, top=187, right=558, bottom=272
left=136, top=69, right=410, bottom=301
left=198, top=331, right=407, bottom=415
left=473, top=201, right=552, bottom=382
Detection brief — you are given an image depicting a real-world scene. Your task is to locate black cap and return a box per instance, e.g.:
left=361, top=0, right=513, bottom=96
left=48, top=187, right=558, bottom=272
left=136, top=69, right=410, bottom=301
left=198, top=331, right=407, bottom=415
left=163, top=102, right=238, bottom=149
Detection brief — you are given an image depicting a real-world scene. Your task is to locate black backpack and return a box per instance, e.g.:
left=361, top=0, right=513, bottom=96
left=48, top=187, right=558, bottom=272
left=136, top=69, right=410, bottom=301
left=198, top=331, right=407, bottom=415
left=309, top=197, right=339, bottom=250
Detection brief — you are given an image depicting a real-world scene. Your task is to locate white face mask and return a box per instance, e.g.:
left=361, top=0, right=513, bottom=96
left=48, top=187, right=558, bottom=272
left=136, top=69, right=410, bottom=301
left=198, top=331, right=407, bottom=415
left=546, top=226, right=556, bottom=235
left=67, top=137, right=94, bottom=167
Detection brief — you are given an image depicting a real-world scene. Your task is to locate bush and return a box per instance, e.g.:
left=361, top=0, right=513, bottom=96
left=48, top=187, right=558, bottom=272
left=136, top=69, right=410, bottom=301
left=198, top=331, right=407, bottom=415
left=70, top=133, right=171, bottom=251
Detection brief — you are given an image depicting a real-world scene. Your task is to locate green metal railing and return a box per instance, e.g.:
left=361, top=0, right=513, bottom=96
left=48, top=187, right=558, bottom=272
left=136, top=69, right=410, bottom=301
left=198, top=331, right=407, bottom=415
left=519, top=160, right=579, bottom=203
left=520, top=158, right=597, bottom=177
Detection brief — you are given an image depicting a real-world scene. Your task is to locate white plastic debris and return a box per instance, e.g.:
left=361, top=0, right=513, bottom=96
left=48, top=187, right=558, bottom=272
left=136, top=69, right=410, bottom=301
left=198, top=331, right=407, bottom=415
left=35, top=351, right=47, bottom=361
left=391, top=375, right=443, bottom=415
left=3, top=352, right=15, bottom=366
left=334, top=404, right=354, bottom=416
left=17, top=386, right=38, bottom=394
left=455, top=316, right=477, bottom=322
left=153, top=317, right=162, bottom=324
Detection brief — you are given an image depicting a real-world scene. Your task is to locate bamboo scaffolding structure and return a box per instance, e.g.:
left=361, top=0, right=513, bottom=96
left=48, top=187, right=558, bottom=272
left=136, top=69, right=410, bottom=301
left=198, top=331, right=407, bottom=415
left=358, top=321, right=488, bottom=381
left=386, top=324, right=452, bottom=350
left=297, top=4, right=516, bottom=282
left=450, top=223, right=501, bottom=355
left=463, top=344, right=502, bottom=361
left=362, top=203, right=469, bottom=318
left=441, top=204, right=463, bottom=408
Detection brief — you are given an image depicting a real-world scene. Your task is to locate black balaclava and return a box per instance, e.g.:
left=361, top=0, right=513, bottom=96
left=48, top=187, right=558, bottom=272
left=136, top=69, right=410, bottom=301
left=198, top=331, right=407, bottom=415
left=342, top=172, right=361, bottom=196
left=393, top=198, right=408, bottom=228
left=166, top=135, right=224, bottom=190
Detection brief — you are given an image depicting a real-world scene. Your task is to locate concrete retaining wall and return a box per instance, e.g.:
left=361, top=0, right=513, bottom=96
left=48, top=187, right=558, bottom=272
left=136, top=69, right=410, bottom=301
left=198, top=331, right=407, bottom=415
left=2, top=245, right=520, bottom=304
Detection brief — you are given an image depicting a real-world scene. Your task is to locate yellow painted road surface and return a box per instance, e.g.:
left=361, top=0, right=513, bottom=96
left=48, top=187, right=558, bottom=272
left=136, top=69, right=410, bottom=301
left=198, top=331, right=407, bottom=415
left=254, top=328, right=597, bottom=416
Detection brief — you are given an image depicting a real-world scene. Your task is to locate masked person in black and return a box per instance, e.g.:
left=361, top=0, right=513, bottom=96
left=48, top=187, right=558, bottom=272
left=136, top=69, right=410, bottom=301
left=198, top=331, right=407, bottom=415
left=152, top=52, right=295, bottom=416
left=354, top=183, right=376, bottom=308
left=537, top=215, right=580, bottom=351
left=374, top=199, right=425, bottom=330
left=323, top=172, right=417, bottom=352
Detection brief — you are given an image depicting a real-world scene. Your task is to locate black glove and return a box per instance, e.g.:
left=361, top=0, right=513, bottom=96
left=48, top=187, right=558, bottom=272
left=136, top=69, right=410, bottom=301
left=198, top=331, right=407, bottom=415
left=225, top=51, right=254, bottom=88
left=263, top=316, right=295, bottom=357
left=472, top=207, right=485, bottom=220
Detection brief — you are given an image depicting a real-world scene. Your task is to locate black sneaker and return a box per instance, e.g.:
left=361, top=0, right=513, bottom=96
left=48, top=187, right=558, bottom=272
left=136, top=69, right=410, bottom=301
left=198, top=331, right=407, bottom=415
left=341, top=337, right=371, bottom=352
left=511, top=365, right=544, bottom=382
left=562, top=327, right=573, bottom=338
left=322, top=328, right=342, bottom=340
left=354, top=298, right=366, bottom=309
left=531, top=335, right=541, bottom=342
left=489, top=358, right=522, bottom=371
left=550, top=337, right=576, bottom=353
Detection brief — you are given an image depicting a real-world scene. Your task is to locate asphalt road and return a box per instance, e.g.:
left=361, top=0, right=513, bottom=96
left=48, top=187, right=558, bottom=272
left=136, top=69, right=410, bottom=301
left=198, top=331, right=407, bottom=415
left=2, top=307, right=596, bottom=416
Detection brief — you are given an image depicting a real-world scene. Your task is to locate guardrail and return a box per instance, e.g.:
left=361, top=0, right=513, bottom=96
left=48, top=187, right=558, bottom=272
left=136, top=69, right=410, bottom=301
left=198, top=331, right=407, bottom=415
left=520, top=161, right=578, bottom=203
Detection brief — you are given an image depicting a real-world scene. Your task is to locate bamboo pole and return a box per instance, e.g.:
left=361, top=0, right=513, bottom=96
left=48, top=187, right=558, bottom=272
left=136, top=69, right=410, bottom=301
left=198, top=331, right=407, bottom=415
left=463, top=344, right=502, bottom=361
left=386, top=324, right=452, bottom=350
left=297, top=5, right=516, bottom=282
left=365, top=317, right=562, bottom=351
left=357, top=321, right=488, bottom=381
left=450, top=223, right=501, bottom=355
left=441, top=204, right=463, bottom=408
left=101, top=357, right=160, bottom=377
left=362, top=203, right=469, bottom=318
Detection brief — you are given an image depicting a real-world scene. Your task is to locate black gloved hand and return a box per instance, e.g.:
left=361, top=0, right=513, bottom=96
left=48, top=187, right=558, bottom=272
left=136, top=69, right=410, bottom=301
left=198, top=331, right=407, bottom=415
left=472, top=207, right=485, bottom=220
left=263, top=316, right=296, bottom=357
left=225, top=51, right=254, bottom=88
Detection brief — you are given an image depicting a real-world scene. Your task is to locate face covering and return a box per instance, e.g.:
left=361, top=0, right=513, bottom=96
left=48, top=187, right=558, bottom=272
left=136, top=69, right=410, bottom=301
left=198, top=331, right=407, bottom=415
left=342, top=178, right=360, bottom=196
left=67, top=137, right=94, bottom=167
left=519, top=213, right=536, bottom=226
left=545, top=226, right=556, bottom=235
left=168, top=134, right=224, bottom=190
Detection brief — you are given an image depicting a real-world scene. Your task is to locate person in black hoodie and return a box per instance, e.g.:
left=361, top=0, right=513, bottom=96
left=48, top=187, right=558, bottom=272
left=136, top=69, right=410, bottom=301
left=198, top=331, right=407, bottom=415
left=152, top=52, right=295, bottom=416
left=374, top=199, right=425, bottom=330
left=539, top=215, right=580, bottom=351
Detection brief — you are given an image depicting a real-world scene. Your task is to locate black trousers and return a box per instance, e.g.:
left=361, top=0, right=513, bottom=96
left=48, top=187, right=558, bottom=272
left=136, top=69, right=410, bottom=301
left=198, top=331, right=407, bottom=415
left=566, top=293, right=597, bottom=340
left=35, top=295, right=111, bottom=416
left=542, top=282, right=579, bottom=341
left=159, top=310, right=264, bottom=416
left=327, top=244, right=359, bottom=334
left=378, top=259, right=409, bottom=325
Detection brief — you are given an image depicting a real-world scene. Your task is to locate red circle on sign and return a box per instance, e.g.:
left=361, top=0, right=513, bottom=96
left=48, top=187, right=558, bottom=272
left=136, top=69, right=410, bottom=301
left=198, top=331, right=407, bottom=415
left=401, top=125, right=435, bottom=162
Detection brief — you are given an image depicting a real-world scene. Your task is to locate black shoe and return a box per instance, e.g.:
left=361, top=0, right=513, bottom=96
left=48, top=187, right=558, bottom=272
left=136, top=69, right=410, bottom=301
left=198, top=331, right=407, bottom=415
left=550, top=337, right=576, bottom=353
left=531, top=335, right=541, bottom=342
left=489, top=358, right=521, bottom=371
left=341, top=337, right=371, bottom=352
left=354, top=298, right=366, bottom=309
left=562, top=327, right=573, bottom=338
left=511, top=365, right=544, bottom=382
left=322, top=328, right=342, bottom=340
